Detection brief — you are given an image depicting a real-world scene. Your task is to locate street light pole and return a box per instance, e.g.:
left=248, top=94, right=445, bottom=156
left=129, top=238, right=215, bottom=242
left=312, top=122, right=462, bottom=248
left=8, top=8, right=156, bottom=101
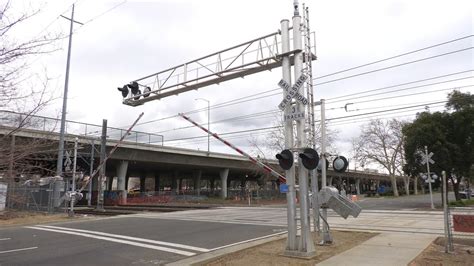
left=195, top=98, right=210, bottom=153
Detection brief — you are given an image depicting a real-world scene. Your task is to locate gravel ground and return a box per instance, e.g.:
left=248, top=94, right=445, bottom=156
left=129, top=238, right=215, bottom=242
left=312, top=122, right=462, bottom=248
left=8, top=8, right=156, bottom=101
left=202, top=230, right=378, bottom=266
left=409, top=237, right=474, bottom=266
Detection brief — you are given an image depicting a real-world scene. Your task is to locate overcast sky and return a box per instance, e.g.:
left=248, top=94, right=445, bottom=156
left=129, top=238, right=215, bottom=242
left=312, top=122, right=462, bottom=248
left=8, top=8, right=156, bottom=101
left=7, top=0, right=474, bottom=170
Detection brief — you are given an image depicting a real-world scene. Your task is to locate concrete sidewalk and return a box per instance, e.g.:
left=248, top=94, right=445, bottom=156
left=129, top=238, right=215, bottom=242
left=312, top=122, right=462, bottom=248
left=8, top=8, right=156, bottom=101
left=318, top=232, right=437, bottom=266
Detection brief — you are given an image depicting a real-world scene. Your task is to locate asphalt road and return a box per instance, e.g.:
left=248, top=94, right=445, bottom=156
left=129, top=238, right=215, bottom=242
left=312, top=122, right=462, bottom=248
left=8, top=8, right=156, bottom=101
left=0, top=192, right=465, bottom=265
left=0, top=216, right=285, bottom=265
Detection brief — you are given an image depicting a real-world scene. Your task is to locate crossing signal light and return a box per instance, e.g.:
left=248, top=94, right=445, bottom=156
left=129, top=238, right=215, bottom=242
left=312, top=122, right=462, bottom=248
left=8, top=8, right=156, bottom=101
left=299, top=148, right=319, bottom=170
left=133, top=89, right=142, bottom=100
left=333, top=156, right=349, bottom=173
left=117, top=85, right=129, bottom=98
left=276, top=149, right=293, bottom=170
left=117, top=81, right=141, bottom=99
left=143, top=86, right=151, bottom=98
left=127, top=81, right=141, bottom=100
left=128, top=81, right=139, bottom=95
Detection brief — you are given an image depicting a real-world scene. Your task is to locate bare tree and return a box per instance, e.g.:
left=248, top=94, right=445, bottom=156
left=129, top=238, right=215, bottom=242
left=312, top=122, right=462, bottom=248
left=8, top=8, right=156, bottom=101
left=249, top=114, right=339, bottom=160
left=353, top=119, right=405, bottom=197
left=1, top=1, right=61, bottom=114
left=1, top=1, right=63, bottom=209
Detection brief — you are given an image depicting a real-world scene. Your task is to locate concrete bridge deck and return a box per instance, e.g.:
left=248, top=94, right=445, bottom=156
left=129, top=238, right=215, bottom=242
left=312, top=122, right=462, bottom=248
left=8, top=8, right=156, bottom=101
left=1, top=125, right=405, bottom=201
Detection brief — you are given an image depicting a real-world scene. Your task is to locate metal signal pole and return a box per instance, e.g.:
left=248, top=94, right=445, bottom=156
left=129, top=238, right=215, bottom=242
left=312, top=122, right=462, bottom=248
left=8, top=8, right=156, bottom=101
left=320, top=99, right=333, bottom=244
left=293, top=0, right=315, bottom=256
left=280, top=18, right=298, bottom=252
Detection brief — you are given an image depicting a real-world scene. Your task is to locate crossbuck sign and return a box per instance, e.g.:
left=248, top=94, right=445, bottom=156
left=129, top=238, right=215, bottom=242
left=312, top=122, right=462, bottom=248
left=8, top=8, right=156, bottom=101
left=421, top=152, right=435, bottom=165
left=278, top=74, right=309, bottom=110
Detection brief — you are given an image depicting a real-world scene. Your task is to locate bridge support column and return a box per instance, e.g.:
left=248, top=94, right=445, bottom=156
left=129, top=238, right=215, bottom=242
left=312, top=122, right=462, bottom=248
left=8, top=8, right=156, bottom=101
left=140, top=175, right=146, bottom=193
left=172, top=171, right=179, bottom=194
left=193, top=170, right=202, bottom=196
left=240, top=178, right=246, bottom=197
left=210, top=178, right=215, bottom=192
left=106, top=176, right=113, bottom=191
left=154, top=174, right=160, bottom=193
left=328, top=176, right=333, bottom=186
left=220, top=169, right=229, bottom=199
left=355, top=178, right=360, bottom=195
left=117, top=160, right=128, bottom=204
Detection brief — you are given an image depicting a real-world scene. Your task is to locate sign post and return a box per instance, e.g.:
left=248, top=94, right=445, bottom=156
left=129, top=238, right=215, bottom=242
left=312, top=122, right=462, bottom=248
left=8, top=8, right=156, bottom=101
left=442, top=171, right=454, bottom=252
left=421, top=146, right=435, bottom=209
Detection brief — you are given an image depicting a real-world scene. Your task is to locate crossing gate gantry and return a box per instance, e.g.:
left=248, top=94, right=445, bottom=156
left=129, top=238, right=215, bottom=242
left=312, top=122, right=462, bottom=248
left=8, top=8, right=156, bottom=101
left=119, top=28, right=316, bottom=106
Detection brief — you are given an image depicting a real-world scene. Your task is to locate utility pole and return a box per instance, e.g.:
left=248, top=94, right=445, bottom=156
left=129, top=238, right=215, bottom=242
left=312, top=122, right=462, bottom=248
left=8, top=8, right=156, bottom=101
left=96, top=120, right=107, bottom=211
left=56, top=4, right=83, bottom=177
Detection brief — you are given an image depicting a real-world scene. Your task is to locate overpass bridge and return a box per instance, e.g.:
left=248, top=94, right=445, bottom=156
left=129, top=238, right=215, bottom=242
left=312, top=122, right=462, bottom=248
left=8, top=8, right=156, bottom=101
left=1, top=111, right=404, bottom=203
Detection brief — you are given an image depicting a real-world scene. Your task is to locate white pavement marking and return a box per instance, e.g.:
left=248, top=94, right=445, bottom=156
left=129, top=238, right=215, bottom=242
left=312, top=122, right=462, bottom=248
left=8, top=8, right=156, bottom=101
left=25, top=226, right=196, bottom=256
left=36, top=225, right=209, bottom=252
left=0, top=238, right=12, bottom=241
left=0, top=247, right=38, bottom=254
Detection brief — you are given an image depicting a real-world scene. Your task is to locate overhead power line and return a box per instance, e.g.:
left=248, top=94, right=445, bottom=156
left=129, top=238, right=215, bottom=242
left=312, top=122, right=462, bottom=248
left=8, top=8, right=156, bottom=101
left=346, top=84, right=472, bottom=105
left=328, top=76, right=474, bottom=104
left=313, top=35, right=473, bottom=80
left=313, top=47, right=474, bottom=86
left=170, top=102, right=449, bottom=147
left=81, top=1, right=128, bottom=26
left=327, top=69, right=473, bottom=101
left=155, top=81, right=471, bottom=134
left=163, top=99, right=455, bottom=143
left=133, top=69, right=472, bottom=129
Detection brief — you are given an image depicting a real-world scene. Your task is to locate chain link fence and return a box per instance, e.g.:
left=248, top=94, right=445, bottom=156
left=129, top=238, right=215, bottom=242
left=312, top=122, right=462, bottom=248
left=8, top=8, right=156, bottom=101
left=2, top=179, right=67, bottom=212
left=0, top=110, right=164, bottom=145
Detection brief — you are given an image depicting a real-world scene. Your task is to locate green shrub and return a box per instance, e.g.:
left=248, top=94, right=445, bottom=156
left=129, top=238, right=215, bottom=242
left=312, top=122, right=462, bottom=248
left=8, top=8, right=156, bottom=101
left=449, top=199, right=474, bottom=207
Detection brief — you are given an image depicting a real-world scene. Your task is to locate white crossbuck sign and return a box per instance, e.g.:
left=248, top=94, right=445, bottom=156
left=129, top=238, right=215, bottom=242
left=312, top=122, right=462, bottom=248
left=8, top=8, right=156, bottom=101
left=421, top=152, right=435, bottom=165
left=278, top=74, right=309, bottom=110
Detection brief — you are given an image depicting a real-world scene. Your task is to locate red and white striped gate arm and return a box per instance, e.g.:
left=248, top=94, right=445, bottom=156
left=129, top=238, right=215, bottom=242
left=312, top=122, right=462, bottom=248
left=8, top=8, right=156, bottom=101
left=179, top=113, right=286, bottom=183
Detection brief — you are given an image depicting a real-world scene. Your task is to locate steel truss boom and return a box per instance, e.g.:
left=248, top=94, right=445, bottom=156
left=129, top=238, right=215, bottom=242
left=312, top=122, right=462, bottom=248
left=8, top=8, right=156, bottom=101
left=123, top=30, right=316, bottom=106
